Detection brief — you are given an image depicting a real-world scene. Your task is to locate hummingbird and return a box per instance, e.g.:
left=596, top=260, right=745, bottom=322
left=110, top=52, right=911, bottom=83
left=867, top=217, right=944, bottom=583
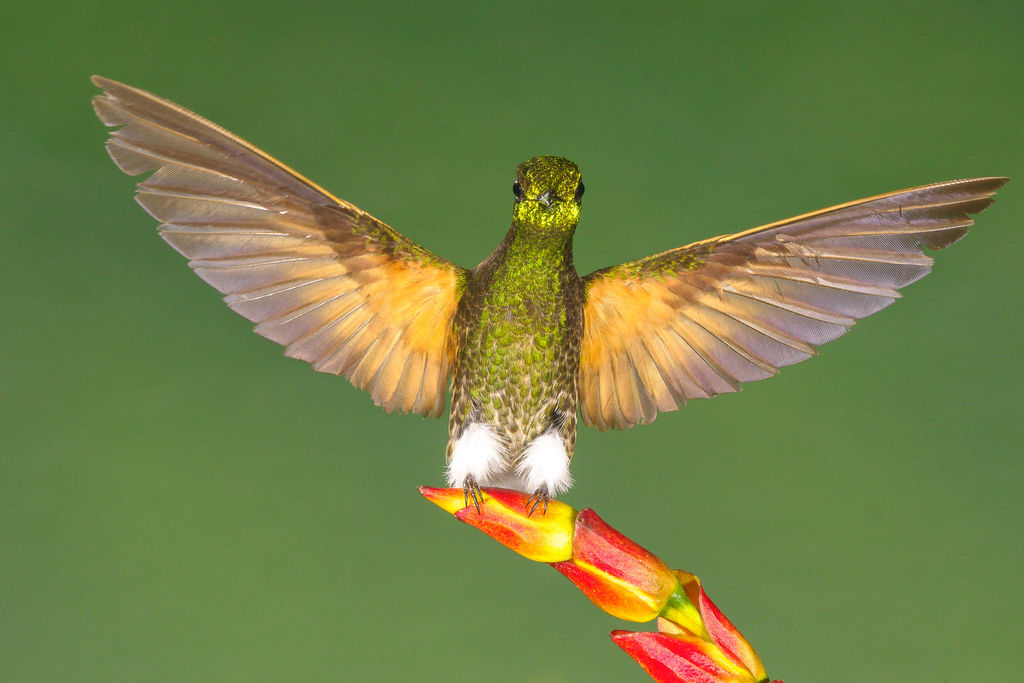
left=92, top=76, right=1006, bottom=511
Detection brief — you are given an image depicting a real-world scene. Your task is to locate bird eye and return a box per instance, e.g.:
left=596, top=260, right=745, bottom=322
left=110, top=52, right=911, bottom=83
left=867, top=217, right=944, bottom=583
left=575, top=181, right=585, bottom=202
left=513, top=181, right=524, bottom=202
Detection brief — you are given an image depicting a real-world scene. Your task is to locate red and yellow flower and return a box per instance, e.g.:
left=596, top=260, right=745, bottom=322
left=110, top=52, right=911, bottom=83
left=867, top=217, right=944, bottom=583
left=420, top=486, right=777, bottom=683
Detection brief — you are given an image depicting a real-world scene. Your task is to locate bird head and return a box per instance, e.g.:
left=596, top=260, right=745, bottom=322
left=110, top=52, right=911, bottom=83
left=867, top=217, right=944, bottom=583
left=512, top=156, right=585, bottom=235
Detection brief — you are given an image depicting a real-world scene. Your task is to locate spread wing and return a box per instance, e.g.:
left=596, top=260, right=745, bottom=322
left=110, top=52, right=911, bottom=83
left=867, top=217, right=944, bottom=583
left=579, top=177, right=1007, bottom=430
left=92, top=76, right=463, bottom=417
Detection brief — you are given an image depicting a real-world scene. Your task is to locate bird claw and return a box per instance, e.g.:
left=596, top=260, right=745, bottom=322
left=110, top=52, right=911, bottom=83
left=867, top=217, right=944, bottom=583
left=462, top=476, right=483, bottom=513
left=526, top=485, right=549, bottom=517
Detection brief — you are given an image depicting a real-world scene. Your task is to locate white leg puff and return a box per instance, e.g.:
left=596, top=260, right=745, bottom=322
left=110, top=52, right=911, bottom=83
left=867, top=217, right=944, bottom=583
left=515, top=432, right=573, bottom=495
left=446, top=423, right=506, bottom=488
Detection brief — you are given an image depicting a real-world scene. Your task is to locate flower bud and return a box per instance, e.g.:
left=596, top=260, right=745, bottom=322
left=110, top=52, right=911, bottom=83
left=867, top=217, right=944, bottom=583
left=552, top=509, right=680, bottom=622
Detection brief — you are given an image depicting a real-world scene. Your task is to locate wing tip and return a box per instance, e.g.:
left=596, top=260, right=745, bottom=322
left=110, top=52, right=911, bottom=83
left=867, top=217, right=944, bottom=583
left=90, top=75, right=130, bottom=106
left=967, top=176, right=1009, bottom=193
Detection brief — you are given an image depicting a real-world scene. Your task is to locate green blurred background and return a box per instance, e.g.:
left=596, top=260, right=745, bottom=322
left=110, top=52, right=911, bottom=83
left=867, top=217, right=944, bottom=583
left=3, top=1, right=1022, bottom=680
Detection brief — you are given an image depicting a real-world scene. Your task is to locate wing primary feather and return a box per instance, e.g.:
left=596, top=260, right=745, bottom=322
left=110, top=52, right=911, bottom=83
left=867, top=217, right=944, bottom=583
left=626, top=351, right=660, bottom=424
left=385, top=351, right=422, bottom=414
left=253, top=288, right=360, bottom=334
left=311, top=324, right=375, bottom=377
left=611, top=352, right=643, bottom=427
left=639, top=334, right=691, bottom=405
left=650, top=327, right=714, bottom=400
left=697, top=292, right=818, bottom=363
left=665, top=322, right=741, bottom=394
left=290, top=307, right=371, bottom=367
left=352, top=330, right=399, bottom=399
left=679, top=312, right=775, bottom=382
left=626, top=339, right=679, bottom=414
left=687, top=305, right=781, bottom=376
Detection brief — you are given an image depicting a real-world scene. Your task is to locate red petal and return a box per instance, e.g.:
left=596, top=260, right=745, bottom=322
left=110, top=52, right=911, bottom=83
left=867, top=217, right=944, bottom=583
left=611, top=630, right=756, bottom=683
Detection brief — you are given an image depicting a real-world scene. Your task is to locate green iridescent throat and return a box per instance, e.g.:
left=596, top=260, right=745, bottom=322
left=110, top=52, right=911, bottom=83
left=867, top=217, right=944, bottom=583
left=461, top=219, right=576, bottom=421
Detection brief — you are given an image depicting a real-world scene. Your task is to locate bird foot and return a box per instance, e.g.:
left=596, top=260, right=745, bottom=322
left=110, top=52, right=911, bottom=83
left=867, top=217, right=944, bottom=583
left=462, top=475, right=484, bottom=513
left=526, top=485, right=549, bottom=517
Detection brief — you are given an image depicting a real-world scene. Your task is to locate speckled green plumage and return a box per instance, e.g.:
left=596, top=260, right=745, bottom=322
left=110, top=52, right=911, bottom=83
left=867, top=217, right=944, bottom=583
left=588, top=242, right=713, bottom=281
left=448, top=157, right=584, bottom=466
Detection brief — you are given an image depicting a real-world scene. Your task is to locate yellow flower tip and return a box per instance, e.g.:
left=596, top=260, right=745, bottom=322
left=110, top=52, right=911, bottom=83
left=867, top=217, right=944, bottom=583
left=422, top=486, right=576, bottom=563
left=418, top=485, right=472, bottom=515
